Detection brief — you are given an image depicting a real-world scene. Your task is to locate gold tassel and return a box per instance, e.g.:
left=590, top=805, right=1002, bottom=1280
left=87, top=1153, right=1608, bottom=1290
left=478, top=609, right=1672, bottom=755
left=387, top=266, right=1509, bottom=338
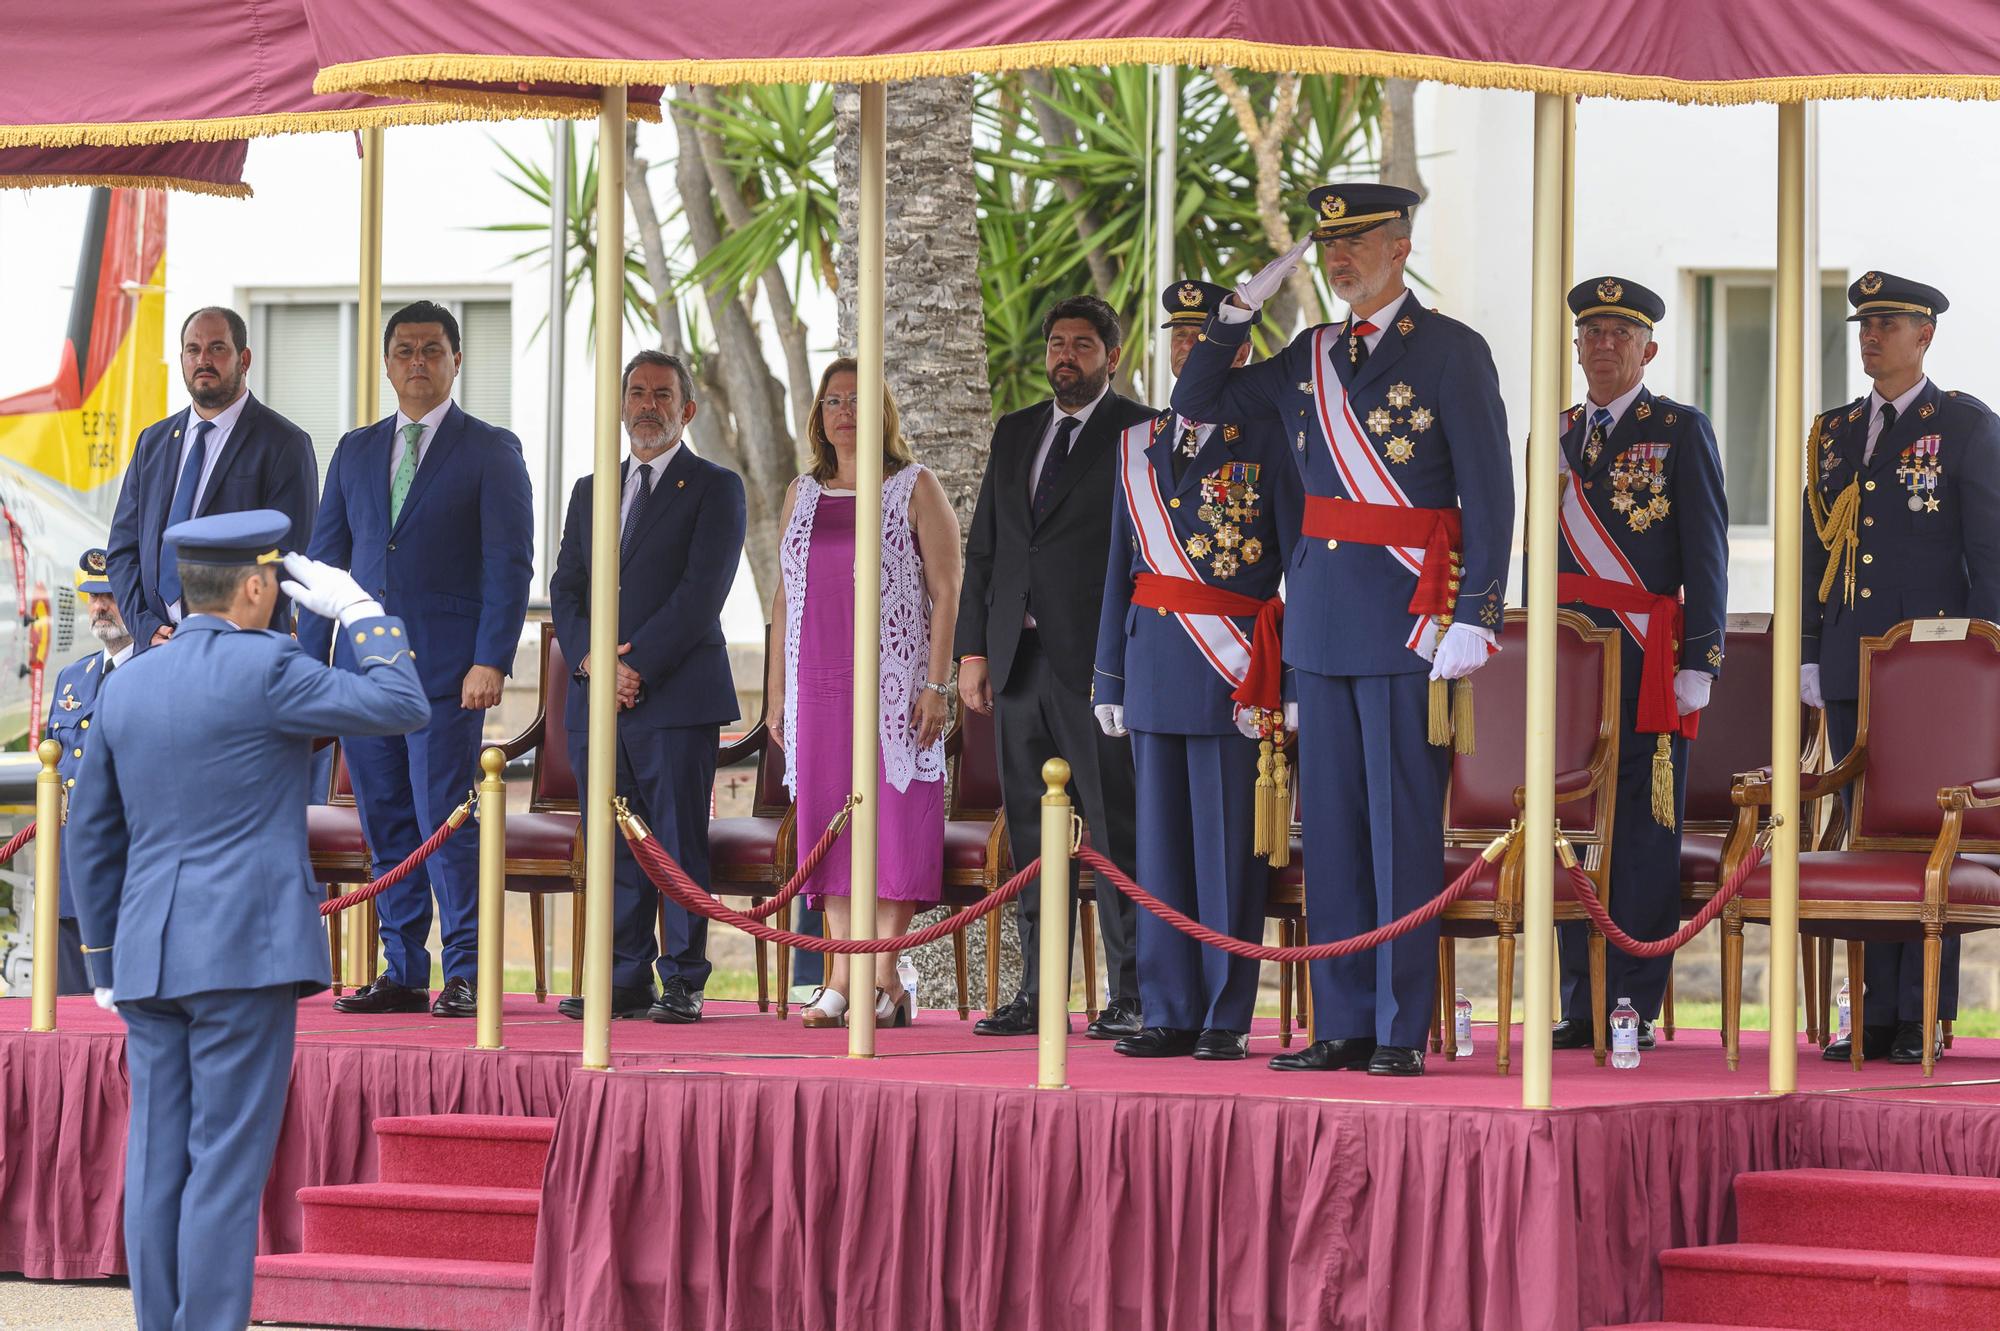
left=1428, top=676, right=1452, bottom=746
left=1268, top=747, right=1292, bottom=868
left=1253, top=737, right=1275, bottom=858
left=1651, top=733, right=1676, bottom=829
left=1453, top=678, right=1475, bottom=755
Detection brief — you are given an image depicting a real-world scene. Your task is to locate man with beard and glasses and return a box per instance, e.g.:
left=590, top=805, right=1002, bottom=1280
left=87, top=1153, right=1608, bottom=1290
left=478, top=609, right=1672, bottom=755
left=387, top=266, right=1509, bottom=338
left=549, top=349, right=744, bottom=1023
left=39, top=548, right=134, bottom=995
left=958, top=294, right=1155, bottom=1039
left=1175, top=184, right=1514, bottom=1077
left=108, top=306, right=319, bottom=653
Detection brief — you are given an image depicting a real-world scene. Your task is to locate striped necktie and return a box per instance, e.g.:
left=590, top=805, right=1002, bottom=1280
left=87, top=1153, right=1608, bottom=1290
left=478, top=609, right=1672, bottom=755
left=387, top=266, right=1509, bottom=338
left=1583, top=407, right=1613, bottom=465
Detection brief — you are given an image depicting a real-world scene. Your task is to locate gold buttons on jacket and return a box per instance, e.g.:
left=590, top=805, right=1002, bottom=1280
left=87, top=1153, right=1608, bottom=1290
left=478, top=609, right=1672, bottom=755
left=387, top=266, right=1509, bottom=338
left=1326, top=539, right=1339, bottom=550
left=1865, top=480, right=1877, bottom=491
left=1862, top=554, right=1874, bottom=564
left=1169, top=498, right=1181, bottom=508
left=1861, top=588, right=1873, bottom=599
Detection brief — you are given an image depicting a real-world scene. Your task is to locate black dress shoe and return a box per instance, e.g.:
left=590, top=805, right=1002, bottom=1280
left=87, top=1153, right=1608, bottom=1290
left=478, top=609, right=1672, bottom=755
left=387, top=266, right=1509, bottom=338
left=1551, top=1019, right=1594, bottom=1050
left=1269, top=1038, right=1376, bottom=1071
left=1889, top=1020, right=1944, bottom=1066
left=1114, top=1026, right=1198, bottom=1058
left=1823, top=1025, right=1895, bottom=1062
left=331, top=976, right=429, bottom=1015
left=1367, top=1045, right=1426, bottom=1077
left=431, top=976, right=478, bottom=1018
left=974, top=996, right=1036, bottom=1036
left=650, top=976, right=703, bottom=1024
left=1086, top=999, right=1143, bottom=1040
left=556, top=983, right=656, bottom=1021
left=1193, top=1028, right=1249, bottom=1061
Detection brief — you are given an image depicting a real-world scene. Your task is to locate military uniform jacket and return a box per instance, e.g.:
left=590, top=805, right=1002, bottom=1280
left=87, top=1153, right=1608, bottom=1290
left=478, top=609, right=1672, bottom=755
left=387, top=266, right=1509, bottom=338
left=45, top=651, right=115, bottom=916
left=1172, top=299, right=1513, bottom=677
left=66, top=613, right=430, bottom=999
left=1802, top=381, right=2000, bottom=701
left=1093, top=409, right=1303, bottom=734
left=1556, top=386, right=1729, bottom=696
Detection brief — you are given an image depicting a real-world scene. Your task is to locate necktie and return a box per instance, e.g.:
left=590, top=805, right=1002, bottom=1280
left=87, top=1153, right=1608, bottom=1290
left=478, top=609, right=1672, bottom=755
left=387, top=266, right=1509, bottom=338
left=390, top=421, right=424, bottom=525
left=1583, top=406, right=1614, bottom=466
left=621, top=462, right=654, bottom=560
left=1347, top=319, right=1380, bottom=369
left=157, top=418, right=214, bottom=607
left=1033, top=416, right=1081, bottom=522
left=1867, top=401, right=1898, bottom=464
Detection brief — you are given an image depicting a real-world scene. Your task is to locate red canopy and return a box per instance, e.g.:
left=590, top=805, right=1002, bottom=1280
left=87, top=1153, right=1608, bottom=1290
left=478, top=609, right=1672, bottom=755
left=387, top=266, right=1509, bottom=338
left=0, top=0, right=658, bottom=150
left=0, top=141, right=249, bottom=197
left=303, top=0, right=2000, bottom=104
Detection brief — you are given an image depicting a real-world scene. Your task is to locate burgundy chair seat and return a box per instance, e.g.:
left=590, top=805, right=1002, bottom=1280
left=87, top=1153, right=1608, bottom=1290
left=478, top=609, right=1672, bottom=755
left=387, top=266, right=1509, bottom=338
left=944, top=817, right=1000, bottom=872
left=1742, top=851, right=2000, bottom=908
left=305, top=805, right=368, bottom=859
left=506, top=811, right=580, bottom=867
left=1679, top=833, right=1725, bottom=894
left=710, top=815, right=785, bottom=869
left=1445, top=845, right=1582, bottom=906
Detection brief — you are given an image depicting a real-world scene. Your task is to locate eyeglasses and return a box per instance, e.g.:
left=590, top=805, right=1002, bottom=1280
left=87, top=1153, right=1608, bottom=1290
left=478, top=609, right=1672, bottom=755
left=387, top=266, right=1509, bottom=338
left=1578, top=323, right=1645, bottom=346
left=820, top=395, right=860, bottom=411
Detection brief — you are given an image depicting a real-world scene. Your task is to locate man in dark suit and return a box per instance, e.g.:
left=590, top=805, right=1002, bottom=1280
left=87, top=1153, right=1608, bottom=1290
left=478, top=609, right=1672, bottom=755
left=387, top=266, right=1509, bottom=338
left=958, top=294, right=1154, bottom=1039
left=107, top=306, right=319, bottom=650
left=549, top=350, right=745, bottom=1023
left=300, top=300, right=535, bottom=1019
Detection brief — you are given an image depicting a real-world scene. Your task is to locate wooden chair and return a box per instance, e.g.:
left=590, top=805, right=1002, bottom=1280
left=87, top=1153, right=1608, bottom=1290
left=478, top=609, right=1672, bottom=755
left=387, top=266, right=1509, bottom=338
left=1265, top=762, right=1310, bottom=1048
left=493, top=622, right=585, bottom=1002
left=1440, top=608, right=1620, bottom=1072
left=940, top=706, right=1006, bottom=1016
left=306, top=740, right=375, bottom=993
left=705, top=626, right=792, bottom=1017
left=1724, top=619, right=2000, bottom=1077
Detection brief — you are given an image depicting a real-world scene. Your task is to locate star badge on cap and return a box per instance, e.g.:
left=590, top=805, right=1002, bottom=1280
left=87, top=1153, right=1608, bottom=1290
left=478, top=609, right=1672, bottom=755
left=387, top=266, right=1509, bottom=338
left=1320, top=194, right=1347, bottom=221
left=1177, top=283, right=1203, bottom=308
left=1859, top=272, right=1884, bottom=296
left=1597, top=278, right=1623, bottom=303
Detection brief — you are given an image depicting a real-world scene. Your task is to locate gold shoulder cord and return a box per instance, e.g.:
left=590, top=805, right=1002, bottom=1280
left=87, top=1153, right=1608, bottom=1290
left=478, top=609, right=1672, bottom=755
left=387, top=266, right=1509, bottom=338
left=1804, top=414, right=1860, bottom=607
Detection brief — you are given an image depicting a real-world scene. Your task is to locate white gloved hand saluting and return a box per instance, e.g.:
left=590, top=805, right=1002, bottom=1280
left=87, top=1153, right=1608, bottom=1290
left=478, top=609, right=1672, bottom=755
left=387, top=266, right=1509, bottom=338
left=281, top=553, right=384, bottom=628
left=1673, top=669, right=1712, bottom=716
left=1231, top=234, right=1315, bottom=314
left=1800, top=663, right=1823, bottom=710
left=1093, top=704, right=1128, bottom=739
left=1429, top=623, right=1492, bottom=682
left=94, top=987, right=115, bottom=1012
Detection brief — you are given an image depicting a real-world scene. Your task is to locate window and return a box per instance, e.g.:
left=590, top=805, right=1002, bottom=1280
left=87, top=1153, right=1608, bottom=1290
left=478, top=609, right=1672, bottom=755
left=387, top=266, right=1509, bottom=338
left=247, top=293, right=514, bottom=481
left=1689, top=273, right=1848, bottom=532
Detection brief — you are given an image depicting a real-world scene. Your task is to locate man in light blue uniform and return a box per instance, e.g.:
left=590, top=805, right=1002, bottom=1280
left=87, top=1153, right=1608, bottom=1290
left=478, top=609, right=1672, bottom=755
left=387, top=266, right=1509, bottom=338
left=1175, top=184, right=1514, bottom=1076
left=1094, top=280, right=1302, bottom=1060
left=42, top=548, right=133, bottom=995
left=68, top=510, right=429, bottom=1331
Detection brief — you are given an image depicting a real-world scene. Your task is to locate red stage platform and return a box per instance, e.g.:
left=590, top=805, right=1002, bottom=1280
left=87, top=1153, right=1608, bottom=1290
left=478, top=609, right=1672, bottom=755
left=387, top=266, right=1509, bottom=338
left=5, top=994, right=2000, bottom=1330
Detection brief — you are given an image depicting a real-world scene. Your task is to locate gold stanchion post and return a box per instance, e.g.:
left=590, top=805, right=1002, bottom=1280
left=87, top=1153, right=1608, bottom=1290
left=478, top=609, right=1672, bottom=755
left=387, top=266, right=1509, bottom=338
left=1038, top=758, right=1072, bottom=1090
left=346, top=126, right=385, bottom=990
left=475, top=746, right=506, bottom=1050
left=29, top=739, right=60, bottom=1032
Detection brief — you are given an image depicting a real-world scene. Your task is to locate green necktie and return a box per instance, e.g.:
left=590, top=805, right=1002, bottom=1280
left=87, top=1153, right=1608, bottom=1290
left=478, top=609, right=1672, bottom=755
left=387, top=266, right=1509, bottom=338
left=390, top=421, right=423, bottom=524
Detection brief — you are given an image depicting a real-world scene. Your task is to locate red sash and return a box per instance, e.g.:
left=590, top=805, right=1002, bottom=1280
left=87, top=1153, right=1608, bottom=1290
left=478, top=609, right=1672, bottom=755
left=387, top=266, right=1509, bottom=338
left=1301, top=496, right=1463, bottom=617
left=1557, top=573, right=1698, bottom=739
left=1132, top=573, right=1285, bottom=713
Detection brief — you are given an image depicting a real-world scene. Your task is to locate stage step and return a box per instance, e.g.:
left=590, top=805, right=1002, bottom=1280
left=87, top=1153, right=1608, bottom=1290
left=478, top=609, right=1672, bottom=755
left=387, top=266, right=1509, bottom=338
left=375, top=1112, right=555, bottom=1189
left=255, top=1113, right=555, bottom=1329
left=1734, top=1167, right=2000, bottom=1257
left=1660, top=1243, right=2000, bottom=1329
left=251, top=1252, right=530, bottom=1330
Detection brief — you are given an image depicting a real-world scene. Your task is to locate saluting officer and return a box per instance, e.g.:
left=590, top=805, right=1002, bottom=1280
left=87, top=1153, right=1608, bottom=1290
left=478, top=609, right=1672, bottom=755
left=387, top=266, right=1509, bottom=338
left=1548, top=278, right=1728, bottom=1050
left=1174, top=184, right=1514, bottom=1077
left=41, top=548, right=135, bottom=995
left=1092, top=280, right=1303, bottom=1061
left=1803, top=272, right=2000, bottom=1066
left=68, top=511, right=429, bottom=1331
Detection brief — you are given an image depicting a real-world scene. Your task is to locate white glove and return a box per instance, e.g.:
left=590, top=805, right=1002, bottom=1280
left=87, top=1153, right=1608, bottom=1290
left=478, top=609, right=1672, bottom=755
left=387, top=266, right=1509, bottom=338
left=1800, top=663, right=1824, bottom=710
left=1231, top=234, right=1315, bottom=313
left=93, top=987, right=115, bottom=1011
left=1285, top=701, right=1298, bottom=732
left=281, top=553, right=383, bottom=627
left=1093, top=704, right=1128, bottom=738
left=1429, top=623, right=1492, bottom=682
left=1673, top=669, right=1712, bottom=716
left=1233, top=706, right=1261, bottom=740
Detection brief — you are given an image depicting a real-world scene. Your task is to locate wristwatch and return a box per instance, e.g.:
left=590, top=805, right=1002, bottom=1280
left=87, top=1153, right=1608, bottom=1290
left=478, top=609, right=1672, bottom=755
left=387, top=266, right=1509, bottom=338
left=920, top=681, right=953, bottom=700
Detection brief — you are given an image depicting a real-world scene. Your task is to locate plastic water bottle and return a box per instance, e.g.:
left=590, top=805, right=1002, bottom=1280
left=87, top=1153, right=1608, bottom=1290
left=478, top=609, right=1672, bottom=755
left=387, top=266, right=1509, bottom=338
left=1610, top=997, right=1641, bottom=1069
left=1836, top=979, right=1851, bottom=1043
left=896, top=954, right=920, bottom=1015
left=1454, top=989, right=1474, bottom=1056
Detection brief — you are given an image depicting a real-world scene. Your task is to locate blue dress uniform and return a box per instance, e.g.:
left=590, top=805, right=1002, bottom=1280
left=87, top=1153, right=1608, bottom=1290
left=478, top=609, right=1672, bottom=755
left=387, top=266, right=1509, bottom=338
left=1547, top=279, right=1729, bottom=1035
left=1174, top=186, right=1514, bottom=1071
left=67, top=512, right=429, bottom=1331
left=1094, top=282, right=1303, bottom=1054
left=1803, top=272, right=2000, bottom=1050
left=42, top=548, right=127, bottom=996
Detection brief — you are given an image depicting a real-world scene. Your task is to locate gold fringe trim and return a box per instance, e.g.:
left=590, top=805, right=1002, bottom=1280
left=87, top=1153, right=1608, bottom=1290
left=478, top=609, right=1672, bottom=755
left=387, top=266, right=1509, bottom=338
left=1452, top=678, right=1475, bottom=756
left=1268, top=749, right=1291, bottom=869
left=0, top=172, right=251, bottom=198
left=1804, top=416, right=1861, bottom=609
left=314, top=45, right=2000, bottom=108
left=1253, top=738, right=1275, bottom=858
left=1428, top=676, right=1452, bottom=747
left=1651, top=733, right=1676, bottom=829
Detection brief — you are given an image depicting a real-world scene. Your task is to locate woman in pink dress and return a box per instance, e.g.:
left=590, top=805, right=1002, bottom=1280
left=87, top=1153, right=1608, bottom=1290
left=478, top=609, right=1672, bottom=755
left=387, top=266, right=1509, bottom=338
left=767, top=359, right=960, bottom=1028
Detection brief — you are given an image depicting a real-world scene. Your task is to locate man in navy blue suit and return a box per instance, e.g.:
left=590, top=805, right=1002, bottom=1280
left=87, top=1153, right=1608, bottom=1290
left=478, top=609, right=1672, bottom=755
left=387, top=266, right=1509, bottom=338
left=1175, top=184, right=1515, bottom=1077
left=107, top=306, right=319, bottom=651
left=549, top=350, right=745, bottom=1022
left=301, top=300, right=535, bottom=1019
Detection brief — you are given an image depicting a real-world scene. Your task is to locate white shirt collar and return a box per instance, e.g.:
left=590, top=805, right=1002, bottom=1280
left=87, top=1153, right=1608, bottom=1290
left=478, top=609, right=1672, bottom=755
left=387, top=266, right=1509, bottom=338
left=1349, top=289, right=1412, bottom=348
left=1869, top=376, right=1929, bottom=420
left=1054, top=382, right=1110, bottom=428
left=103, top=642, right=134, bottom=670
left=1585, top=380, right=1648, bottom=433
left=627, top=440, right=683, bottom=480
left=188, top=389, right=250, bottom=436
left=393, top=398, right=453, bottom=439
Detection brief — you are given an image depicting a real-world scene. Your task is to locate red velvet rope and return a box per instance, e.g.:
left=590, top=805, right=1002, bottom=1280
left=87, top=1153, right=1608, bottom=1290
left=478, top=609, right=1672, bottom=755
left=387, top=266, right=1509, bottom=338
left=623, top=817, right=1034, bottom=953
left=320, top=798, right=474, bottom=916
left=734, top=806, right=849, bottom=921
left=1075, top=842, right=1498, bottom=961
left=0, top=821, right=35, bottom=865
left=1563, top=843, right=1767, bottom=958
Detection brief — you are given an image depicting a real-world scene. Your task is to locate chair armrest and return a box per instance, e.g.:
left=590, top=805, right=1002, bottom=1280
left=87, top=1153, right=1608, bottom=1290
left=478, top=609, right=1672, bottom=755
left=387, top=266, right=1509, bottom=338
left=493, top=702, right=545, bottom=762
left=1734, top=742, right=1867, bottom=808
left=1939, top=778, right=2000, bottom=812
left=943, top=712, right=964, bottom=760
left=718, top=721, right=769, bottom=768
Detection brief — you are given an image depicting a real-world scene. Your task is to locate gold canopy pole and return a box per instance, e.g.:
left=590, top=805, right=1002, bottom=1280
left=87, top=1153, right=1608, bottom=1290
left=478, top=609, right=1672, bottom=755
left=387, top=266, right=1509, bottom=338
left=1767, top=103, right=1808, bottom=1096
left=1520, top=92, right=1571, bottom=1110
left=347, top=127, right=385, bottom=989
left=847, top=83, right=887, bottom=1059
left=581, top=88, right=626, bottom=1072
left=28, top=740, right=60, bottom=1032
